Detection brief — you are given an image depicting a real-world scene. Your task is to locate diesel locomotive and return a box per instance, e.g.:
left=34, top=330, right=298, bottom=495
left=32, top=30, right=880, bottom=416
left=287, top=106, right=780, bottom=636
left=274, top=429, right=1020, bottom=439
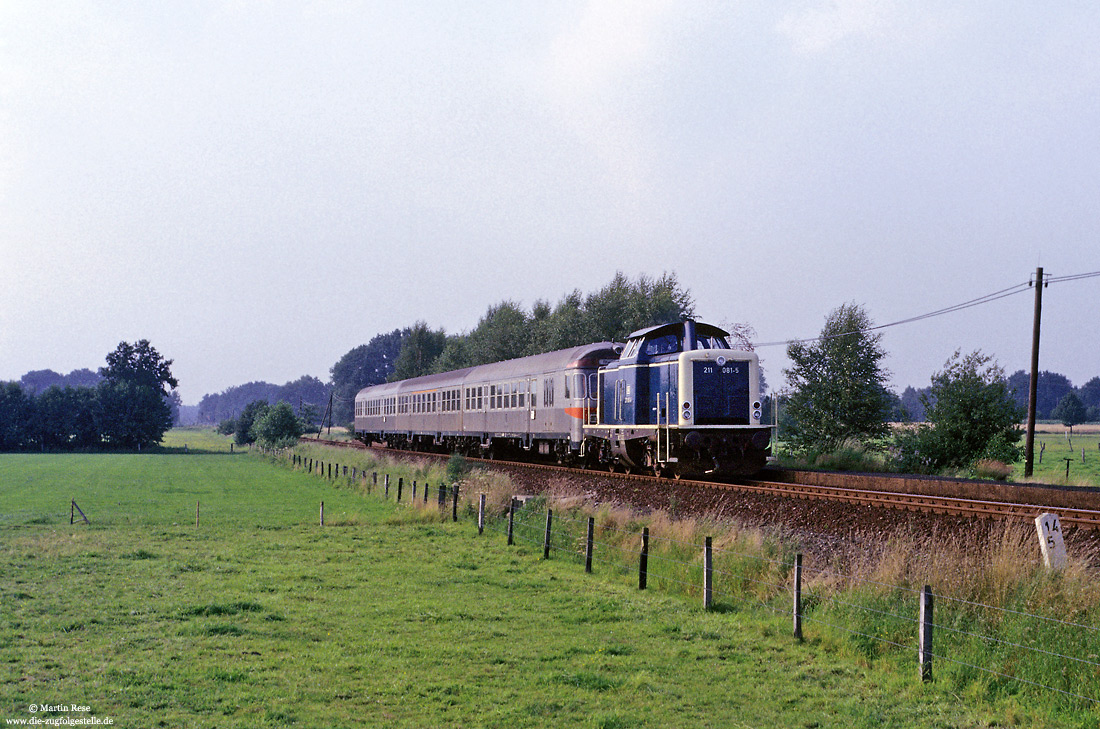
left=353, top=319, right=772, bottom=477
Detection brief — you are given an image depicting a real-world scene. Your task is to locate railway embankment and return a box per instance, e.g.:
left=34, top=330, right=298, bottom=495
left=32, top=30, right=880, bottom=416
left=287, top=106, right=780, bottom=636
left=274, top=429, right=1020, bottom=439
left=763, top=467, right=1100, bottom=511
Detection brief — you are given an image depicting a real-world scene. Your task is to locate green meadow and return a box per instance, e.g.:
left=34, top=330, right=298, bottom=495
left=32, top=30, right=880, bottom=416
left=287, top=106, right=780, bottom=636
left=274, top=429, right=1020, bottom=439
left=0, top=430, right=1094, bottom=727
left=1017, top=427, right=1100, bottom=486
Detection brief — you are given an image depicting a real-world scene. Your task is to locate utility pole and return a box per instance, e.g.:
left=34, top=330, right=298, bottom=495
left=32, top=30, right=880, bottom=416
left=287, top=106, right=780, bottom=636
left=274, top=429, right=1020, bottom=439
left=1024, top=267, right=1045, bottom=477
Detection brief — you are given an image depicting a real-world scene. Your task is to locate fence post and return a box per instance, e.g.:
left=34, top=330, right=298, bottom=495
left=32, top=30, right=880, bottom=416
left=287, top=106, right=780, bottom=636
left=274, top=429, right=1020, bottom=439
left=397, top=477, right=403, bottom=503
left=308, top=458, right=312, bottom=473
left=793, top=553, right=803, bottom=641
left=585, top=517, right=594, bottom=573
left=320, top=501, right=325, bottom=527
left=328, top=463, right=332, bottom=480
left=507, top=499, right=515, bottom=545
left=478, top=493, right=486, bottom=535
left=543, top=509, right=553, bottom=559
left=452, top=484, right=459, bottom=522
left=639, top=527, right=649, bottom=590
left=412, top=480, right=417, bottom=500
left=384, top=474, right=390, bottom=498
left=704, top=536, right=713, bottom=610
left=919, top=585, right=933, bottom=682
left=424, top=482, right=429, bottom=504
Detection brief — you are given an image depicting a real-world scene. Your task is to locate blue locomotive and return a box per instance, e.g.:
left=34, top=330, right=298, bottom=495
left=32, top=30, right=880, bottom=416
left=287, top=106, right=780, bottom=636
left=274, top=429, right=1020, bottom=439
left=354, top=319, right=771, bottom=477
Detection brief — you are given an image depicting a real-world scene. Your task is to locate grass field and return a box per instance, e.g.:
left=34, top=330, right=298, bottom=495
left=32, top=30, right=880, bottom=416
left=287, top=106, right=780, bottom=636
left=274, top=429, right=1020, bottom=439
left=1, top=430, right=1096, bottom=727
left=1016, top=426, right=1100, bottom=486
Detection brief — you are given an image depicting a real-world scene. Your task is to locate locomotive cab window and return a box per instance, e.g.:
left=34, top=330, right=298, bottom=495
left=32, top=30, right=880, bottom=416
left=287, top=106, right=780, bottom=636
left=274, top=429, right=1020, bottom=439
left=644, top=334, right=680, bottom=356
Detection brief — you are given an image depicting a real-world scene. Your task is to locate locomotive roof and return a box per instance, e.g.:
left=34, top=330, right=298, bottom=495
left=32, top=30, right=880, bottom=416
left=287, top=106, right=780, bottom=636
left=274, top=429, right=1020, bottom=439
left=625, top=320, right=730, bottom=341
left=355, top=341, right=621, bottom=399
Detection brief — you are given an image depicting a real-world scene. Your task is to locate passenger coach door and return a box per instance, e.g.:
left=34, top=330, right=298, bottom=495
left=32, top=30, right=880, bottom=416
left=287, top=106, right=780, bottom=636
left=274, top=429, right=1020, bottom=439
left=527, top=377, right=537, bottom=434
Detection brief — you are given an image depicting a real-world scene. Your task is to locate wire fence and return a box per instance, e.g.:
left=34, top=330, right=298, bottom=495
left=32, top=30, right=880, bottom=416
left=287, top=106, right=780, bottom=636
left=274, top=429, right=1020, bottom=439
left=465, top=492, right=1100, bottom=709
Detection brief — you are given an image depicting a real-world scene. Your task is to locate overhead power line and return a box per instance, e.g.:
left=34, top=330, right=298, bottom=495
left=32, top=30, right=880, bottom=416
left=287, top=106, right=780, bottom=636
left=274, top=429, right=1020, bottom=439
left=750, top=268, right=1097, bottom=350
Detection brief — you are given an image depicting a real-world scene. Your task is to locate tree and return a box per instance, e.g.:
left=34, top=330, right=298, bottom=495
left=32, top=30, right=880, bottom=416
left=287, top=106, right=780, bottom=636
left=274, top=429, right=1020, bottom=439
left=392, top=321, right=447, bottom=380
left=250, top=402, right=304, bottom=448
left=96, top=340, right=178, bottom=448
left=1051, top=391, right=1088, bottom=433
left=898, top=386, right=929, bottom=422
left=19, top=369, right=64, bottom=395
left=235, top=400, right=270, bottom=446
left=95, top=380, right=174, bottom=449
left=464, top=302, right=530, bottom=366
left=583, top=272, right=694, bottom=343
left=100, top=339, right=178, bottom=395
left=0, top=382, right=35, bottom=451
left=783, top=303, right=893, bottom=454
left=895, top=351, right=1022, bottom=473
left=1006, top=370, right=1074, bottom=420
left=330, top=329, right=405, bottom=423
left=1079, top=377, right=1100, bottom=414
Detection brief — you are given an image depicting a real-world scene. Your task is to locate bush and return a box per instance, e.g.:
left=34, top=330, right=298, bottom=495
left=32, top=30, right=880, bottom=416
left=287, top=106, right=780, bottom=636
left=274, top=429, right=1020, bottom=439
left=893, top=351, right=1022, bottom=474
left=445, top=453, right=472, bottom=484
left=250, top=402, right=303, bottom=448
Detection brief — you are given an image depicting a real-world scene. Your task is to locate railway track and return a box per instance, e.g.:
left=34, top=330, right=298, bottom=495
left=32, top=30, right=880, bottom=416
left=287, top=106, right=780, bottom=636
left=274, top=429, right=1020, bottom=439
left=297, top=437, right=1100, bottom=530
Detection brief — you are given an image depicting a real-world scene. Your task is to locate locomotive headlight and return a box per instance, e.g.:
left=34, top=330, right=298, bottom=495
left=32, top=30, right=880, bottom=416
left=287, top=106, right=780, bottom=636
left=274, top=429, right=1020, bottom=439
left=753, top=410, right=762, bottom=420
left=716, top=356, right=726, bottom=366
left=682, top=410, right=691, bottom=421
left=753, top=401, right=761, bottom=410
left=683, top=402, right=690, bottom=410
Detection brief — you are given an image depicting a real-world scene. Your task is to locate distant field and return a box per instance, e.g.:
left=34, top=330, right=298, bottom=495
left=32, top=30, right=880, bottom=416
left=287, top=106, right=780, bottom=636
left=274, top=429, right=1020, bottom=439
left=1, top=431, right=1095, bottom=727
left=1015, top=428, right=1100, bottom=486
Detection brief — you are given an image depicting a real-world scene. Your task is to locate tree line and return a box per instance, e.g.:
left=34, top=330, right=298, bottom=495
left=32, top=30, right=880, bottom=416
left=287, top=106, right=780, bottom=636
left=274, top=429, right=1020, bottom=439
left=900, top=371, right=1100, bottom=426
left=0, top=340, right=178, bottom=451
left=199, top=272, right=697, bottom=433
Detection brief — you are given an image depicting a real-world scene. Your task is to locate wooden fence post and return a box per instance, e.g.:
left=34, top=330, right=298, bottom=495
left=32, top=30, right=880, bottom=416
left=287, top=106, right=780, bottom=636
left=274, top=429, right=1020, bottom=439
left=478, top=493, right=486, bottom=535
left=70, top=500, right=89, bottom=525
left=507, top=499, right=515, bottom=546
left=919, top=585, right=933, bottom=682
left=397, top=477, right=403, bottom=503
left=424, top=482, right=429, bottom=504
left=543, top=509, right=553, bottom=559
left=585, top=517, right=594, bottom=573
left=793, top=553, right=803, bottom=640
left=704, top=537, right=713, bottom=610
left=412, top=480, right=417, bottom=500
left=639, top=527, right=649, bottom=590
left=452, top=484, right=459, bottom=522
left=384, top=474, right=390, bottom=498
left=320, top=501, right=325, bottom=527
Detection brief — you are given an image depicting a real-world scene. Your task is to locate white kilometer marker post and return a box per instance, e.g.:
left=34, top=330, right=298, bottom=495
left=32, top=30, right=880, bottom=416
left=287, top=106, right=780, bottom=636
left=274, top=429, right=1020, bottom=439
left=1034, top=513, right=1067, bottom=569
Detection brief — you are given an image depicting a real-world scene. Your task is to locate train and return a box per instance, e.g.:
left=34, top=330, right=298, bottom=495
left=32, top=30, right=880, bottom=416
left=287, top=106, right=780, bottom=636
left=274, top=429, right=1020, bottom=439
left=353, top=319, right=772, bottom=477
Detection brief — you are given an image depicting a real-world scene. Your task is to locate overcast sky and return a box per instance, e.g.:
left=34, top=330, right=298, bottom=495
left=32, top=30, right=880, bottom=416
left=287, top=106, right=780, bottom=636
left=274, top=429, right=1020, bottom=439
left=2, top=1, right=1097, bottom=405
